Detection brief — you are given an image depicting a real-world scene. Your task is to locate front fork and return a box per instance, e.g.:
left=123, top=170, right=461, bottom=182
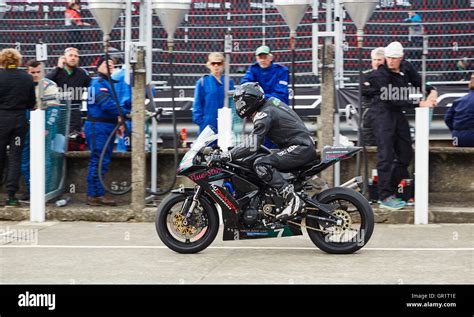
left=182, top=186, right=203, bottom=226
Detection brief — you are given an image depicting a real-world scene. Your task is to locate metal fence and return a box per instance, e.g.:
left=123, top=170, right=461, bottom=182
left=0, top=0, right=472, bottom=87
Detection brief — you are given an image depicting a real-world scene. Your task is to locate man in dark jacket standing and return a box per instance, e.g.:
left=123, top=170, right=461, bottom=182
left=0, top=48, right=36, bottom=207
left=46, top=47, right=90, bottom=135
left=361, top=47, right=385, bottom=146
left=370, top=41, right=437, bottom=210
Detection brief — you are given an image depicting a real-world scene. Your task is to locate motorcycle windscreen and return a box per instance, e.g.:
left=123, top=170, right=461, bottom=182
left=177, top=125, right=218, bottom=173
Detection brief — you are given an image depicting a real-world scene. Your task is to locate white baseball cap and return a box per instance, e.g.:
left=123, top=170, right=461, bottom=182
left=385, top=41, right=404, bottom=58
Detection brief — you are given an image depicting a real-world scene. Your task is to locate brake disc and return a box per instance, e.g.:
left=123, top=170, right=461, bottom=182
left=331, top=209, right=352, bottom=234
left=169, top=207, right=205, bottom=239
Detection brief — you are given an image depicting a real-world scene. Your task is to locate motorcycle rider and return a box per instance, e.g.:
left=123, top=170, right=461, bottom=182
left=210, top=82, right=317, bottom=219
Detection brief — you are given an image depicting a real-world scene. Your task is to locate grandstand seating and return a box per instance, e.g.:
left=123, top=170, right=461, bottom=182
left=0, top=0, right=472, bottom=87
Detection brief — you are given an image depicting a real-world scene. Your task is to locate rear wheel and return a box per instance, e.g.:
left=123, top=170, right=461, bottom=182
left=306, top=187, right=374, bottom=254
left=156, top=193, right=219, bottom=254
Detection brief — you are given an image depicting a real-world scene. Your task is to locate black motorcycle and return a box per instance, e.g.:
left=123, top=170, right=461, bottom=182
left=156, top=126, right=374, bottom=254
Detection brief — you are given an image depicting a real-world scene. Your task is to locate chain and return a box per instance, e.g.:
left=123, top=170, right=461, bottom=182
left=287, top=220, right=329, bottom=233
left=263, top=210, right=329, bottom=234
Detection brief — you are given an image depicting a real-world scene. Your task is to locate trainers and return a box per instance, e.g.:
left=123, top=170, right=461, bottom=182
left=276, top=185, right=302, bottom=219
left=379, top=195, right=406, bottom=210
left=5, top=198, right=21, bottom=208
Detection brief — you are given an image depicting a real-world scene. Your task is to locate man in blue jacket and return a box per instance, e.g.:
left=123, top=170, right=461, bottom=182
left=241, top=45, right=289, bottom=105
left=445, top=75, right=474, bottom=147
left=84, top=57, right=119, bottom=206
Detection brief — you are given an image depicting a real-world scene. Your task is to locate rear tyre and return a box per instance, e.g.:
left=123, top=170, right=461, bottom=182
left=156, top=193, right=219, bottom=254
left=306, top=187, right=374, bottom=254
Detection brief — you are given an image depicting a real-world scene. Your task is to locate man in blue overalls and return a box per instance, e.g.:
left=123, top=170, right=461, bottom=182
left=85, top=57, right=119, bottom=206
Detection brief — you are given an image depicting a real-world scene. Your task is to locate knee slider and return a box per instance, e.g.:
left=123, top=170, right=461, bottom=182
left=253, top=160, right=273, bottom=183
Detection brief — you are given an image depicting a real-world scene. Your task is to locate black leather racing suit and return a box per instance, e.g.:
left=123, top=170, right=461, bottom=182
left=230, top=97, right=317, bottom=190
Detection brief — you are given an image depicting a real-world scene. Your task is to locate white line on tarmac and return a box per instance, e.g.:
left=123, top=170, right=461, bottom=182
left=0, top=245, right=473, bottom=251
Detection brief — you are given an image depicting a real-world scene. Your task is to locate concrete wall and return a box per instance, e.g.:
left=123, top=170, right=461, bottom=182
left=64, top=147, right=474, bottom=204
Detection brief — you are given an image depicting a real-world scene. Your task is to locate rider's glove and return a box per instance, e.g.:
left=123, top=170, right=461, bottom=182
left=208, top=151, right=231, bottom=166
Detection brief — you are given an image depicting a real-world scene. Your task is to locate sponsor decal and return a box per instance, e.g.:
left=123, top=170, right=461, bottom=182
left=246, top=232, right=269, bottom=236
left=189, top=168, right=223, bottom=181
left=210, top=184, right=238, bottom=212
left=253, top=112, right=268, bottom=122
left=277, top=145, right=298, bottom=156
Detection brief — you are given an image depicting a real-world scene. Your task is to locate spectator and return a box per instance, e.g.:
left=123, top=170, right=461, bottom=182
left=404, top=9, right=423, bottom=40
left=456, top=57, right=471, bottom=81
left=112, top=62, right=132, bottom=152
left=21, top=60, right=61, bottom=201
left=84, top=57, right=118, bottom=206
left=0, top=48, right=36, bottom=207
left=46, top=47, right=91, bottom=138
left=445, top=74, right=474, bottom=147
left=370, top=41, right=437, bottom=210
left=361, top=47, right=386, bottom=146
left=241, top=45, right=289, bottom=105
left=241, top=46, right=289, bottom=148
left=192, top=52, right=235, bottom=134
left=65, top=1, right=91, bottom=50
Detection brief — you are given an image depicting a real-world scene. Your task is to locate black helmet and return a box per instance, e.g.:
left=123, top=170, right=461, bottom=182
left=233, top=82, right=265, bottom=119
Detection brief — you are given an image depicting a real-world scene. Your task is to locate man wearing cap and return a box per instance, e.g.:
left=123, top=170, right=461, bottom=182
left=370, top=41, right=437, bottom=210
left=241, top=45, right=289, bottom=105
left=46, top=47, right=91, bottom=136
left=84, top=57, right=119, bottom=206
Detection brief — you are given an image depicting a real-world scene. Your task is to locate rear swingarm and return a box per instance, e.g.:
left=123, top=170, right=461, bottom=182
left=301, top=196, right=343, bottom=226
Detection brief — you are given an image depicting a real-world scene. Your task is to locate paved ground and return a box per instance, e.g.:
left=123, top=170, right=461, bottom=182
left=0, top=221, right=472, bottom=284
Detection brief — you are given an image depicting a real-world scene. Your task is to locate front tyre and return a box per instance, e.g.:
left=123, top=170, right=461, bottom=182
left=306, top=187, right=374, bottom=254
left=156, top=193, right=219, bottom=254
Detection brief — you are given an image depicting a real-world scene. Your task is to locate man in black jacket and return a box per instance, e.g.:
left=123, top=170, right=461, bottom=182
left=211, top=82, right=317, bottom=219
left=369, top=41, right=437, bottom=210
left=0, top=48, right=36, bottom=207
left=46, top=47, right=91, bottom=135
left=361, top=47, right=385, bottom=146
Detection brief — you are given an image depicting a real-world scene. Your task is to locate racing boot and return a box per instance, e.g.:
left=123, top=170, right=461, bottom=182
left=276, top=184, right=302, bottom=219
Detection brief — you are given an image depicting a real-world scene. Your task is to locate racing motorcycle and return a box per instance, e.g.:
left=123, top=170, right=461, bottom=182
left=155, top=126, right=374, bottom=254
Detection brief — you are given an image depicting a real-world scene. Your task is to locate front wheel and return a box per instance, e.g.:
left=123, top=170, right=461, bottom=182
left=156, top=192, right=219, bottom=254
left=306, top=187, right=374, bottom=254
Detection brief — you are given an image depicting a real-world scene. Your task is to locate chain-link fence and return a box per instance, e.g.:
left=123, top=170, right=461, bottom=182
left=1, top=1, right=472, bottom=87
